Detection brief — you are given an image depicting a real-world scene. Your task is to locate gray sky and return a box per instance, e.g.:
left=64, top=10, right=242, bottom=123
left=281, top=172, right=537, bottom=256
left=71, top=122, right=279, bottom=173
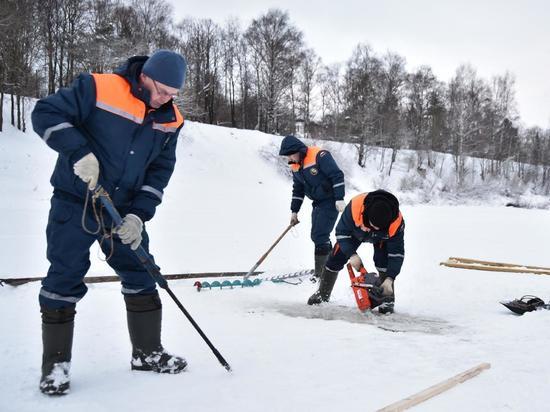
left=168, top=0, right=550, bottom=129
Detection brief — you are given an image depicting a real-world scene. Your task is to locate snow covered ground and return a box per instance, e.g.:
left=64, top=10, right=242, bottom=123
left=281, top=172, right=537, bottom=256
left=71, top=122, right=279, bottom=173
left=1, top=101, right=550, bottom=411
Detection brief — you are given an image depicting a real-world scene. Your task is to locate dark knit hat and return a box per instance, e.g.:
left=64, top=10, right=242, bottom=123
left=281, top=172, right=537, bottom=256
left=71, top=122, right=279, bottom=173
left=363, top=190, right=400, bottom=230
left=142, top=49, right=187, bottom=89
left=366, top=201, right=394, bottom=229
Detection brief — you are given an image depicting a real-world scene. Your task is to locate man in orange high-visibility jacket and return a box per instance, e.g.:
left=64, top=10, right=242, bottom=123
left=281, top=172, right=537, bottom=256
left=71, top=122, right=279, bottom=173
left=32, top=50, right=187, bottom=395
left=308, top=190, right=405, bottom=314
left=279, top=135, right=346, bottom=281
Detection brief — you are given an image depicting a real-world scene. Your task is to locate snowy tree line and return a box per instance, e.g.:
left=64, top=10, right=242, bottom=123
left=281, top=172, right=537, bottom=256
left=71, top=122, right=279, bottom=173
left=1, top=0, right=549, bottom=191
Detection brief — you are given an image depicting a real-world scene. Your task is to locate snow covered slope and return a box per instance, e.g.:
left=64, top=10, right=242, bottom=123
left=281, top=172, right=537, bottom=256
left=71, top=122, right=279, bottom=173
left=1, top=100, right=550, bottom=411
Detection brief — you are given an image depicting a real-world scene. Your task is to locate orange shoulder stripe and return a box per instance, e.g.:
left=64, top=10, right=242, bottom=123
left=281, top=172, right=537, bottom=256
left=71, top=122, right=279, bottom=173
left=351, top=193, right=367, bottom=227
left=388, top=212, right=403, bottom=237
left=289, top=146, right=322, bottom=172
left=303, top=146, right=322, bottom=169
left=290, top=146, right=323, bottom=172
left=92, top=73, right=145, bottom=124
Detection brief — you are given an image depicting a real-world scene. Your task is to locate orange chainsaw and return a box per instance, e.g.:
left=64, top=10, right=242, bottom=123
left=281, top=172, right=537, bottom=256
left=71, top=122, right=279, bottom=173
left=346, top=263, right=385, bottom=311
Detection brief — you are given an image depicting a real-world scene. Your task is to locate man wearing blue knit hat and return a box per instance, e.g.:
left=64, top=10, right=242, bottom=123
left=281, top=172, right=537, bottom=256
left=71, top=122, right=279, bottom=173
left=141, top=49, right=187, bottom=108
left=32, top=49, right=188, bottom=395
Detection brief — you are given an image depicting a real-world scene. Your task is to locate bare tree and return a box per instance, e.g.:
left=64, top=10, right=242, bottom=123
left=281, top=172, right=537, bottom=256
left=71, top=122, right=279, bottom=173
left=297, top=48, right=320, bottom=136
left=220, top=18, right=242, bottom=127
left=235, top=27, right=252, bottom=129
left=319, top=63, right=344, bottom=139
left=405, top=66, right=434, bottom=163
left=380, top=52, right=406, bottom=175
left=244, top=9, right=304, bottom=134
left=131, top=0, right=176, bottom=52
left=448, top=64, right=491, bottom=184
left=1, top=0, right=40, bottom=130
left=343, top=44, right=384, bottom=166
left=0, top=1, right=12, bottom=131
left=177, top=18, right=221, bottom=123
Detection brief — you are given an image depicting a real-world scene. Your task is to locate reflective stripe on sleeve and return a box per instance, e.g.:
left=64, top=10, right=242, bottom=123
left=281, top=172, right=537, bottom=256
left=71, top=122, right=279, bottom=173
left=43, top=122, right=74, bottom=142
left=140, top=185, right=163, bottom=201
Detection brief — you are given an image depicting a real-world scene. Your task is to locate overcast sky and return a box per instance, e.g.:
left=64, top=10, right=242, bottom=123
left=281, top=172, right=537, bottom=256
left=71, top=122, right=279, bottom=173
left=168, top=0, right=549, bottom=129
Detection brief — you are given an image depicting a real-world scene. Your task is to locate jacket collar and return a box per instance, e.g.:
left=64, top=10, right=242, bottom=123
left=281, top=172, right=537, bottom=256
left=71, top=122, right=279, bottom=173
left=114, top=56, right=178, bottom=124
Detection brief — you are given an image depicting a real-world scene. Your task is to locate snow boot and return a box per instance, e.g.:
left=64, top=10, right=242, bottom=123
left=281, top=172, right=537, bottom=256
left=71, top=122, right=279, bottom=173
left=40, top=306, right=75, bottom=395
left=307, top=268, right=338, bottom=305
left=378, top=300, right=394, bottom=314
left=311, top=250, right=330, bottom=283
left=125, top=292, right=187, bottom=374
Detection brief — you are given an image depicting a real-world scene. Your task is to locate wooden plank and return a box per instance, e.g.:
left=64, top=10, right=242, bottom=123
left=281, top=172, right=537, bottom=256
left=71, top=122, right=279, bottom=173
left=0, top=271, right=261, bottom=287
left=376, top=363, right=491, bottom=412
left=440, top=261, right=550, bottom=276
left=447, top=257, right=550, bottom=271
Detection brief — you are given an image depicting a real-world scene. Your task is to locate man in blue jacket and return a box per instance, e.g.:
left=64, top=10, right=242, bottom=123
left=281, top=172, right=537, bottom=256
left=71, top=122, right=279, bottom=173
left=32, top=50, right=187, bottom=395
left=279, top=135, right=345, bottom=281
left=307, top=190, right=405, bottom=314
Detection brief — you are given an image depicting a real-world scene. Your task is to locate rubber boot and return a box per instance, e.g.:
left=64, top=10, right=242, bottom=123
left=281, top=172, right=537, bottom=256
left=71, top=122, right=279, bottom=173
left=307, top=268, right=338, bottom=305
left=125, top=292, right=187, bottom=373
left=311, top=251, right=330, bottom=283
left=40, top=306, right=75, bottom=395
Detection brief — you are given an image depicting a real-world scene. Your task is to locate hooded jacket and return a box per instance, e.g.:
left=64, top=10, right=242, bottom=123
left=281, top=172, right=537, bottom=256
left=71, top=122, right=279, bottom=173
left=279, top=135, right=345, bottom=212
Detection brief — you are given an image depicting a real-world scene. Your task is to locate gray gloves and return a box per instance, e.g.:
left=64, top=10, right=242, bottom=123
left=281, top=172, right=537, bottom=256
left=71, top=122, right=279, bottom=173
left=114, top=214, right=143, bottom=250
left=73, top=152, right=99, bottom=189
left=350, top=255, right=395, bottom=297
left=290, top=212, right=299, bottom=226
left=349, top=254, right=364, bottom=271
left=380, top=277, right=394, bottom=296
left=335, top=200, right=346, bottom=213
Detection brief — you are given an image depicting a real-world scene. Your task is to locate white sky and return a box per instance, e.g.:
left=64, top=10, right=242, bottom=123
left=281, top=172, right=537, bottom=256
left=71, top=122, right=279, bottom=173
left=168, top=0, right=550, bottom=129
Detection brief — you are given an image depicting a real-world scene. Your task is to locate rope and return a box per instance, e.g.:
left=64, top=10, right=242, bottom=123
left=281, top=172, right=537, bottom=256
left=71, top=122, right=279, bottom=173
left=80, top=187, right=116, bottom=261
left=81, top=189, right=101, bottom=235
left=97, top=223, right=115, bottom=262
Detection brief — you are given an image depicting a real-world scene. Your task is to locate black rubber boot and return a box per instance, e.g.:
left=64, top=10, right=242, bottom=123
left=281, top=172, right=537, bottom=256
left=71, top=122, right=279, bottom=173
left=312, top=251, right=330, bottom=283
left=125, top=292, right=187, bottom=374
left=40, top=306, right=75, bottom=395
left=307, top=268, right=338, bottom=305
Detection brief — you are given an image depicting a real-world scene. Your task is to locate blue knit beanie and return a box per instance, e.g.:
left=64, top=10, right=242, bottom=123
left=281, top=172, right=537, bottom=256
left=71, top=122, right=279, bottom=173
left=142, top=50, right=187, bottom=89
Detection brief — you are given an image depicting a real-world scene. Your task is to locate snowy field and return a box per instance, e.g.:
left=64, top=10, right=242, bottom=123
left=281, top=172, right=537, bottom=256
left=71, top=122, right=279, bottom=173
left=1, top=106, right=550, bottom=411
